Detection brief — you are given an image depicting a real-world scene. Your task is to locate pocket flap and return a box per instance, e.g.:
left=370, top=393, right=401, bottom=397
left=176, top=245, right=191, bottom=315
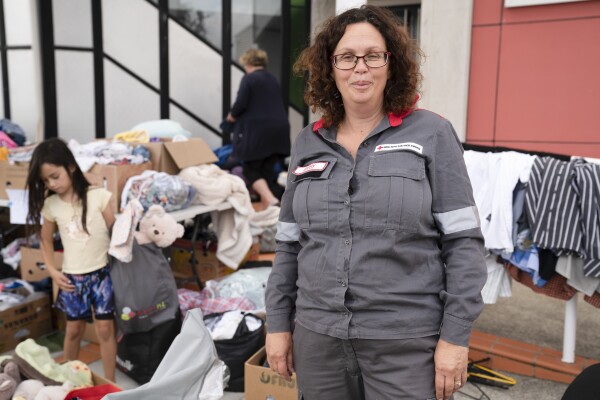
left=368, top=151, right=425, bottom=180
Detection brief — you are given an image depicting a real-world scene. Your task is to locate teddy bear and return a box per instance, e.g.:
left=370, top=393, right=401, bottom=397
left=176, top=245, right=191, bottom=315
left=134, top=204, right=184, bottom=248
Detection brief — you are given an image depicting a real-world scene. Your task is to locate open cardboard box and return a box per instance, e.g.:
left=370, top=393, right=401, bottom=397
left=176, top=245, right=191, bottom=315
left=144, top=138, right=218, bottom=175
left=85, top=161, right=153, bottom=211
left=0, top=281, right=52, bottom=353
left=245, top=346, right=297, bottom=400
left=91, top=371, right=121, bottom=388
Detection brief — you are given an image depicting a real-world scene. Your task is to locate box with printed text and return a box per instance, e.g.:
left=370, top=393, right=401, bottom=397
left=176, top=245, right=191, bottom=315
left=244, top=346, right=298, bottom=400
left=0, top=287, right=52, bottom=353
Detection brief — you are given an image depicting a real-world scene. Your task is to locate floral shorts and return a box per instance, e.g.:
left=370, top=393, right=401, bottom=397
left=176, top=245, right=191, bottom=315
left=55, top=265, right=115, bottom=321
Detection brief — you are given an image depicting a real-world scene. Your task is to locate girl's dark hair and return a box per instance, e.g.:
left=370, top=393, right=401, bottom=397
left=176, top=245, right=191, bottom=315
left=294, top=5, right=423, bottom=127
left=26, top=138, right=90, bottom=235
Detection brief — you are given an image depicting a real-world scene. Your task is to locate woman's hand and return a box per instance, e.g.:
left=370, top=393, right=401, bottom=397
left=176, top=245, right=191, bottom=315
left=266, top=332, right=294, bottom=382
left=49, top=268, right=75, bottom=292
left=434, top=338, right=468, bottom=400
left=226, top=113, right=236, bottom=123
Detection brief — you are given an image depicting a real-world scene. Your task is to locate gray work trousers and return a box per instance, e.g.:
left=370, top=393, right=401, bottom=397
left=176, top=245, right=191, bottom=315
left=293, top=323, right=447, bottom=400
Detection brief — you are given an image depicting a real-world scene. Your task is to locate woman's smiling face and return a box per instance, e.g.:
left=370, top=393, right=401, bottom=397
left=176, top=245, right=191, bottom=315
left=332, top=22, right=389, bottom=110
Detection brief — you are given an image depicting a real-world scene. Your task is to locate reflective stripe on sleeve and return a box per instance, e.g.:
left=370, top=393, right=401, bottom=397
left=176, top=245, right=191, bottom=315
left=433, top=206, right=480, bottom=235
left=275, top=221, right=301, bottom=242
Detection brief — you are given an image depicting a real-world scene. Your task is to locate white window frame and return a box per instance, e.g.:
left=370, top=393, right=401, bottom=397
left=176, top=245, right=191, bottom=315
left=505, top=0, right=590, bottom=8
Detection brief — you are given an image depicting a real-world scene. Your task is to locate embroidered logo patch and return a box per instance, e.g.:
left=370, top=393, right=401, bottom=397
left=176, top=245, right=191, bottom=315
left=374, top=142, right=423, bottom=154
left=293, top=161, right=329, bottom=175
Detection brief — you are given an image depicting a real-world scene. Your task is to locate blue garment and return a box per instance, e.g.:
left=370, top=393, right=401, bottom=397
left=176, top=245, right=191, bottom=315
left=213, top=144, right=234, bottom=167
left=55, top=265, right=115, bottom=321
left=0, top=118, right=26, bottom=145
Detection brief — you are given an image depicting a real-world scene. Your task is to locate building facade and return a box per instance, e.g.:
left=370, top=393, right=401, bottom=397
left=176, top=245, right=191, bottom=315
left=0, top=0, right=597, bottom=158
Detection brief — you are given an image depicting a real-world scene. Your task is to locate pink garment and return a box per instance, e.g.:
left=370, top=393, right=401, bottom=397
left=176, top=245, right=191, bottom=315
left=0, top=131, right=17, bottom=148
left=177, top=288, right=256, bottom=317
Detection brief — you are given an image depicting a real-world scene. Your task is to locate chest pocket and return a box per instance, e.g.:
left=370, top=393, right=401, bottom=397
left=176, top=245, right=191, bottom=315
left=365, top=151, right=425, bottom=231
left=292, top=159, right=337, bottom=229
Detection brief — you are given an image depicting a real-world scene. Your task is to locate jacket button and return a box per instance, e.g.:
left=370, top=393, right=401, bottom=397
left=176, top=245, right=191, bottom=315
left=344, top=240, right=350, bottom=245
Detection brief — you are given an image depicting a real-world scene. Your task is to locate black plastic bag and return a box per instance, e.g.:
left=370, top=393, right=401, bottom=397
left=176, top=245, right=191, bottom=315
left=204, top=312, right=265, bottom=392
left=116, top=312, right=182, bottom=384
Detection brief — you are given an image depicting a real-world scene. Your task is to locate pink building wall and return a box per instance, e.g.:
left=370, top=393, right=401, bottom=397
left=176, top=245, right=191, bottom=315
left=467, top=0, right=600, bottom=157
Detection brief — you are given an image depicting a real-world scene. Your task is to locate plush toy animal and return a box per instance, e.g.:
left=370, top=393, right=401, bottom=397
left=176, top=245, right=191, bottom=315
left=135, top=205, right=184, bottom=248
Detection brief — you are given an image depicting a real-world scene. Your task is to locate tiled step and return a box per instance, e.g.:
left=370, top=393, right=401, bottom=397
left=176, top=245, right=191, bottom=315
left=469, top=330, right=599, bottom=384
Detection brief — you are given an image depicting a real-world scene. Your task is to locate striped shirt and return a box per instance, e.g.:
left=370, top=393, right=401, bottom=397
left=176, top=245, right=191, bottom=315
left=525, top=157, right=600, bottom=277
left=572, top=162, right=600, bottom=277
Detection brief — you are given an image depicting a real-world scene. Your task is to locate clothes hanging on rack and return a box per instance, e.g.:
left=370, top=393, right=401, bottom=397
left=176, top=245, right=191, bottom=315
left=464, top=150, right=535, bottom=254
left=525, top=157, right=600, bottom=277
left=463, top=148, right=600, bottom=305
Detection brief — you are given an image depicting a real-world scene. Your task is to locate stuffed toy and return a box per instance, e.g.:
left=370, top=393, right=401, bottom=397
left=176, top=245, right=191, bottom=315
left=0, top=359, right=20, bottom=400
left=12, top=380, right=72, bottom=400
left=12, top=379, right=44, bottom=400
left=135, top=204, right=184, bottom=247
left=33, top=381, right=74, bottom=400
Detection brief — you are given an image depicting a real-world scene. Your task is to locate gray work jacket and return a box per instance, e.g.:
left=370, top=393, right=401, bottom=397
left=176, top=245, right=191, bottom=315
left=265, top=109, right=487, bottom=347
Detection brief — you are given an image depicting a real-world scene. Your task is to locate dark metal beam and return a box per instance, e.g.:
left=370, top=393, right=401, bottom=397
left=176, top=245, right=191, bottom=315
left=0, top=0, right=10, bottom=118
left=37, top=0, right=57, bottom=138
left=281, top=0, right=290, bottom=115
left=91, top=0, right=105, bottom=138
left=159, top=0, right=169, bottom=119
left=222, top=0, right=231, bottom=145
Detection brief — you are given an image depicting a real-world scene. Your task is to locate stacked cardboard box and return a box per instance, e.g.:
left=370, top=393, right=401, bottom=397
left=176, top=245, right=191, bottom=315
left=0, top=284, right=52, bottom=353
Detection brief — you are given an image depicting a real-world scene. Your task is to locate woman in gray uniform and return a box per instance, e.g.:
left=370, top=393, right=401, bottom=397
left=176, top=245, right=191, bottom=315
left=265, top=5, right=487, bottom=400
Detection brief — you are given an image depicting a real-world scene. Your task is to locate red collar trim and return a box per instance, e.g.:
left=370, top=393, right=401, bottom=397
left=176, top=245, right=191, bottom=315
left=312, top=95, right=419, bottom=133
left=312, top=119, right=324, bottom=132
left=389, top=95, right=419, bottom=127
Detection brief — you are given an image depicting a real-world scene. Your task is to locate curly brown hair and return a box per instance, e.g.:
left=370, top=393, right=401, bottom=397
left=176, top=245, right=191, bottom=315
left=294, top=5, right=423, bottom=127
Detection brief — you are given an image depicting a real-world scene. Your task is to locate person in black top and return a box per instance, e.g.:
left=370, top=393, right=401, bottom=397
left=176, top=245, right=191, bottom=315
left=226, top=48, right=290, bottom=209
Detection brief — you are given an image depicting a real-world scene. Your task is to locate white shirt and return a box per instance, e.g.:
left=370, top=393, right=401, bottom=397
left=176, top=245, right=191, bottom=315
left=464, top=151, right=535, bottom=254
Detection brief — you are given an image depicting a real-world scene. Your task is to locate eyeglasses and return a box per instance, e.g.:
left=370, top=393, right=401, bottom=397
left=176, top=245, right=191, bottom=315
left=331, top=52, right=391, bottom=70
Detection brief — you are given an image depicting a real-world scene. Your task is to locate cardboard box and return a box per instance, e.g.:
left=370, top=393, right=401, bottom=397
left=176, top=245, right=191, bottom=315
left=20, top=246, right=64, bottom=282
left=145, top=138, right=218, bottom=175
left=245, top=346, right=298, bottom=400
left=91, top=371, right=121, bottom=388
left=0, top=290, right=53, bottom=353
left=86, top=161, right=153, bottom=211
left=0, top=161, right=29, bottom=199
left=170, top=239, right=234, bottom=283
